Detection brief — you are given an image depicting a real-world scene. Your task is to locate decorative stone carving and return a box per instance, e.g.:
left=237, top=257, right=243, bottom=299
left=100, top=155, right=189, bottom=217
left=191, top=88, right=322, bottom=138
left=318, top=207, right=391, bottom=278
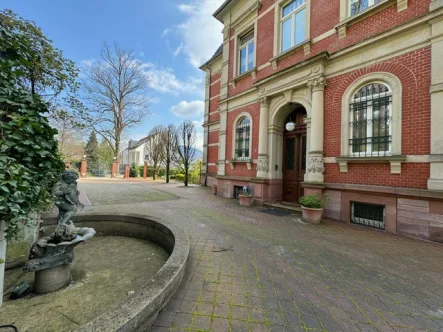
left=257, top=157, right=269, bottom=172
left=307, top=76, right=326, bottom=92
left=259, top=96, right=269, bottom=107
left=308, top=156, right=325, bottom=174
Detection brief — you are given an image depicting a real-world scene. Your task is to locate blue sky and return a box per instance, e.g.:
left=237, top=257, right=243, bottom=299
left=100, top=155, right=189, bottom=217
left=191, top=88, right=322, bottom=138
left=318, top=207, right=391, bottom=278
left=2, top=0, right=224, bottom=149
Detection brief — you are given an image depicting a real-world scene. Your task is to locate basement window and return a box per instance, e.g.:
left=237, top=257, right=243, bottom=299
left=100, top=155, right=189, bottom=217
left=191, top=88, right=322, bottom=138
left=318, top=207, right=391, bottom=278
left=351, top=202, right=385, bottom=230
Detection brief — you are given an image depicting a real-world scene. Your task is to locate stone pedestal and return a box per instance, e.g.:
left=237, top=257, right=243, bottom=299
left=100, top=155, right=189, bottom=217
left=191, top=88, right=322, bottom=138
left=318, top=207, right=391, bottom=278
left=111, top=161, right=118, bottom=178
left=80, top=159, right=87, bottom=178
left=34, top=264, right=70, bottom=294
left=124, top=164, right=130, bottom=178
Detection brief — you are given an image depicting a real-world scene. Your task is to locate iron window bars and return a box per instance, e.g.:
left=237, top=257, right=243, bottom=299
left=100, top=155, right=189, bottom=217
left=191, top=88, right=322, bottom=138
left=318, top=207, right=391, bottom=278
left=349, top=83, right=392, bottom=157
left=235, top=117, right=251, bottom=160
left=351, top=202, right=385, bottom=230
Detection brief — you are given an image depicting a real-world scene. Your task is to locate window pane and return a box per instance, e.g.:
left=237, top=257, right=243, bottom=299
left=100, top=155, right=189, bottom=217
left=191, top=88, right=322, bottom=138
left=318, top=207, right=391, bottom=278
left=241, top=31, right=254, bottom=46
left=285, top=138, right=295, bottom=170
left=350, top=0, right=369, bottom=16
left=294, top=8, right=306, bottom=45
left=239, top=47, right=247, bottom=74
left=282, top=0, right=305, bottom=17
left=281, top=17, right=292, bottom=52
left=247, top=42, right=254, bottom=71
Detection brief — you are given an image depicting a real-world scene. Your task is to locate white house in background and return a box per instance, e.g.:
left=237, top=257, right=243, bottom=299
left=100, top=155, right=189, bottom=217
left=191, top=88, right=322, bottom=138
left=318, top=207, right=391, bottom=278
left=120, top=137, right=149, bottom=166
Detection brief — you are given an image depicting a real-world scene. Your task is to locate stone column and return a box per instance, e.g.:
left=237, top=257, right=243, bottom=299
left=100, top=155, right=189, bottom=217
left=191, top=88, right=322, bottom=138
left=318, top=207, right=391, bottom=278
left=307, top=76, right=326, bottom=183
left=257, top=97, right=270, bottom=178
left=428, top=16, right=443, bottom=190
left=80, top=158, right=87, bottom=178
left=124, top=164, right=130, bottom=179
left=218, top=103, right=228, bottom=176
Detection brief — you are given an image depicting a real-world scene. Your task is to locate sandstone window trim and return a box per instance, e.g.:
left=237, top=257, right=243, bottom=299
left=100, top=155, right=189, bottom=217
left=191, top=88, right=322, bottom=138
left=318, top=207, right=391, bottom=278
left=229, top=112, right=253, bottom=170
left=273, top=0, right=311, bottom=60
left=339, top=72, right=403, bottom=174
left=337, top=0, right=407, bottom=39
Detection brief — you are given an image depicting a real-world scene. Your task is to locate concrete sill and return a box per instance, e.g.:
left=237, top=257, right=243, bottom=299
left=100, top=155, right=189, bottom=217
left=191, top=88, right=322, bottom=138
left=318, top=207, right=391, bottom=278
left=228, top=159, right=253, bottom=170
left=270, top=39, right=311, bottom=70
left=230, top=68, right=257, bottom=88
left=336, top=155, right=406, bottom=174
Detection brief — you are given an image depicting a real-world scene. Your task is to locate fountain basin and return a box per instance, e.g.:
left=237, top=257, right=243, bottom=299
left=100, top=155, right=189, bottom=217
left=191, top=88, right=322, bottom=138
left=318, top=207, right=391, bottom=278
left=1, top=214, right=190, bottom=332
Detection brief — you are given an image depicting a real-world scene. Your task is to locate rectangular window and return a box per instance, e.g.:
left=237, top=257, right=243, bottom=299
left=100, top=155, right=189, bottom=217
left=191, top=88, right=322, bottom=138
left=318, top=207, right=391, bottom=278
left=349, top=0, right=382, bottom=16
left=351, top=202, right=385, bottom=230
left=281, top=0, right=306, bottom=53
left=239, top=31, right=254, bottom=75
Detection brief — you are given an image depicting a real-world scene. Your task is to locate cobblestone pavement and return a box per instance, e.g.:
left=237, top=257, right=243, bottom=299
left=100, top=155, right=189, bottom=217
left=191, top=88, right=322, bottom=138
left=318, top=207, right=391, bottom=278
left=79, top=180, right=443, bottom=332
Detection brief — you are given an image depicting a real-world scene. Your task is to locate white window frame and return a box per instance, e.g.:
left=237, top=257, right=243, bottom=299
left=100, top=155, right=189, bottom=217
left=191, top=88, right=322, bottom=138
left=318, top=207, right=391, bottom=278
left=349, top=83, right=393, bottom=156
left=273, top=0, right=311, bottom=57
left=280, top=0, right=307, bottom=53
left=341, top=72, right=403, bottom=158
left=238, top=30, right=255, bottom=75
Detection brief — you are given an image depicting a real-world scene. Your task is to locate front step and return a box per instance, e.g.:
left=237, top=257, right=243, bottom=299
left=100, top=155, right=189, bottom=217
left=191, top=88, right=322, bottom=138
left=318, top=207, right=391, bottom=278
left=263, top=202, right=302, bottom=214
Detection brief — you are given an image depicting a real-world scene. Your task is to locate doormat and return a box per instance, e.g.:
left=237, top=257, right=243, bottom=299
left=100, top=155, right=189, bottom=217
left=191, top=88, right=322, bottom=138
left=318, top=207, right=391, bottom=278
left=261, top=208, right=292, bottom=217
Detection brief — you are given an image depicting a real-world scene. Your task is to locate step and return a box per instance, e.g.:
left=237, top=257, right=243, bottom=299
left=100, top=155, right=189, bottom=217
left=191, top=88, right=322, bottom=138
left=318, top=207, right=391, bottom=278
left=263, top=202, right=302, bottom=214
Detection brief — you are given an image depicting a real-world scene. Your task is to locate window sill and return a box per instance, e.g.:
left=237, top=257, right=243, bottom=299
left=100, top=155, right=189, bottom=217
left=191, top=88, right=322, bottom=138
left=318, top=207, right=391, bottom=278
left=270, top=39, right=312, bottom=70
left=336, top=155, right=406, bottom=174
left=335, top=0, right=398, bottom=39
left=230, top=68, right=257, bottom=88
left=229, top=159, right=253, bottom=170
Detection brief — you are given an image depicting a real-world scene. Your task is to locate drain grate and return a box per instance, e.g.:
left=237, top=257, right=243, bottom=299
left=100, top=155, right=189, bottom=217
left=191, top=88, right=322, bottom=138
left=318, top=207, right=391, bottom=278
left=261, top=208, right=292, bottom=217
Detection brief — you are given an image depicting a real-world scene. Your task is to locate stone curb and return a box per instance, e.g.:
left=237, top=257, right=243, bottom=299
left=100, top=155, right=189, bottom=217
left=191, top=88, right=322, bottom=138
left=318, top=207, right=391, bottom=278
left=42, top=213, right=190, bottom=332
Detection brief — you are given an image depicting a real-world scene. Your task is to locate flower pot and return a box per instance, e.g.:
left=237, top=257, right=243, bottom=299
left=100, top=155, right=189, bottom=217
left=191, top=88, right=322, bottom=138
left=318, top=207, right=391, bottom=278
left=301, top=206, right=323, bottom=224
left=211, top=186, right=217, bottom=195
left=239, top=194, right=254, bottom=206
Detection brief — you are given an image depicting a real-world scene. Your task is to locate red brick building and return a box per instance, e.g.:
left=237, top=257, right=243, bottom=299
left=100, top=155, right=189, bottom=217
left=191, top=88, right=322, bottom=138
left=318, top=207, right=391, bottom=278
left=200, top=0, right=443, bottom=242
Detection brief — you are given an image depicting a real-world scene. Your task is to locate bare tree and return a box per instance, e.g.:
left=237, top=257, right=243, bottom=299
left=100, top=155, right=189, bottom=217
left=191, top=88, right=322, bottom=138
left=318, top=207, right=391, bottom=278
left=144, top=126, right=164, bottom=180
left=83, top=43, right=151, bottom=161
left=160, top=124, right=177, bottom=183
left=51, top=110, right=86, bottom=161
left=174, top=121, right=197, bottom=187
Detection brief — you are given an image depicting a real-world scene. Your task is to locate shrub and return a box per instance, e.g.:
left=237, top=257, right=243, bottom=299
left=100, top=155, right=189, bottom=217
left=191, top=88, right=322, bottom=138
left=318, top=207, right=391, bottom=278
left=129, top=163, right=138, bottom=177
left=298, top=194, right=328, bottom=209
left=176, top=173, right=185, bottom=182
left=138, top=166, right=144, bottom=177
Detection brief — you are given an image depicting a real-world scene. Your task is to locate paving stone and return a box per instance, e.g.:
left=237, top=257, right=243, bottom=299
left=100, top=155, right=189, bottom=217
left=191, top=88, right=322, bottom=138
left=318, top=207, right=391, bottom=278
left=77, top=182, right=443, bottom=332
left=191, top=314, right=211, bottom=331
left=231, top=319, right=249, bottom=332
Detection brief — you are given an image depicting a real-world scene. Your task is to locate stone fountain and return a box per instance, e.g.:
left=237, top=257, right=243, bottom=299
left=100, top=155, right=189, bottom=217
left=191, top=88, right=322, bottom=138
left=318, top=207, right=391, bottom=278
left=23, top=170, right=95, bottom=294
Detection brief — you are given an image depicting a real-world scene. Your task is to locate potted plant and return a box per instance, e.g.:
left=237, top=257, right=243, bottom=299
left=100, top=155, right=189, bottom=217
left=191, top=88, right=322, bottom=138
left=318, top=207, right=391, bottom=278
left=238, top=186, right=254, bottom=206
left=299, top=194, right=328, bottom=224
left=211, top=184, right=217, bottom=195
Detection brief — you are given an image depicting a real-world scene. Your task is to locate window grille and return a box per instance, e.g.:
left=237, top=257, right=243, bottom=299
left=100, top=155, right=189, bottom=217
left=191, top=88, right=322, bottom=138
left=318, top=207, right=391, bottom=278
left=351, top=202, right=385, bottom=230
left=349, top=83, right=392, bottom=157
left=235, top=117, right=250, bottom=160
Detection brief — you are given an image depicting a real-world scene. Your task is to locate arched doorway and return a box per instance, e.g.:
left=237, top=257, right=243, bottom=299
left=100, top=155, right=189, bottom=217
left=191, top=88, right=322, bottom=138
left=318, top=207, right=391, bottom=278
left=282, top=106, right=307, bottom=204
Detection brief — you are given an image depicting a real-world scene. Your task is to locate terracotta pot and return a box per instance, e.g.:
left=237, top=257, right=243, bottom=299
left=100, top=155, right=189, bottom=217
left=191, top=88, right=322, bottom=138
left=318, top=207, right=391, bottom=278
left=211, top=186, right=217, bottom=195
left=239, top=194, right=254, bottom=206
left=301, top=206, right=323, bottom=224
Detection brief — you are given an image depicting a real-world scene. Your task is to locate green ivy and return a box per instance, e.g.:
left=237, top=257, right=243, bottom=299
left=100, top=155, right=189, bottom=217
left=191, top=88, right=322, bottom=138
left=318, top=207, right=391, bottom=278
left=0, top=16, right=64, bottom=240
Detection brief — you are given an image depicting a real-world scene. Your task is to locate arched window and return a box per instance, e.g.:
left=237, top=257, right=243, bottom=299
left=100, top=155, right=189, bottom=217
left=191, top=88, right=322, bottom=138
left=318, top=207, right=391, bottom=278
left=235, top=117, right=251, bottom=160
left=349, top=83, right=392, bottom=156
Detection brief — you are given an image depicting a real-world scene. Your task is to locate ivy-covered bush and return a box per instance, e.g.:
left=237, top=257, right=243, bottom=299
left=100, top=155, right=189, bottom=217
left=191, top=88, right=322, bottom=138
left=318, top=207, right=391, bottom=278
left=0, top=24, right=65, bottom=239
left=176, top=174, right=185, bottom=182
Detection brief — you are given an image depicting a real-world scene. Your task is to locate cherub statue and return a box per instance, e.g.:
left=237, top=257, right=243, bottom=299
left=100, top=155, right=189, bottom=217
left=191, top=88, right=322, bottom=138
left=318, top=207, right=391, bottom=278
left=52, top=170, right=84, bottom=228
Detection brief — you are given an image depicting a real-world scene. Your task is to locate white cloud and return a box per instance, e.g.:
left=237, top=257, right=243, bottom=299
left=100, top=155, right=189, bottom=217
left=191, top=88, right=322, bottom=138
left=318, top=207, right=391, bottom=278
left=162, top=28, right=170, bottom=37
left=141, top=63, right=203, bottom=95
left=175, top=0, right=224, bottom=67
left=170, top=100, right=204, bottom=117
left=173, top=42, right=184, bottom=57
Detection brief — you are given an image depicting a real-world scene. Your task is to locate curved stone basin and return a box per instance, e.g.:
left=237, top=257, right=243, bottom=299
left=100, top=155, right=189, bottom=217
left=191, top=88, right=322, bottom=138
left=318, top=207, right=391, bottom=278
left=0, top=214, right=190, bottom=332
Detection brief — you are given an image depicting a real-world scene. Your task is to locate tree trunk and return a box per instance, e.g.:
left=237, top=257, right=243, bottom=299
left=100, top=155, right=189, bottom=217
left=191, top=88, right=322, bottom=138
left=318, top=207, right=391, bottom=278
left=166, top=160, right=170, bottom=184
left=153, top=164, right=156, bottom=181
left=0, top=220, right=6, bottom=307
left=184, top=166, right=189, bottom=187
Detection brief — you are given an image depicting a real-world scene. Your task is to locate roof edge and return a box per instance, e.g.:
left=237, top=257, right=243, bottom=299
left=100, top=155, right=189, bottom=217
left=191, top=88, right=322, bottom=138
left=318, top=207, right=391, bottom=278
left=213, top=0, right=235, bottom=22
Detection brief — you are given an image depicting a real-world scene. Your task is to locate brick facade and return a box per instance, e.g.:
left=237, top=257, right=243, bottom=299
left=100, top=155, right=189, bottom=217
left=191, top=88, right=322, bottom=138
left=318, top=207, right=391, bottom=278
left=201, top=0, right=443, bottom=242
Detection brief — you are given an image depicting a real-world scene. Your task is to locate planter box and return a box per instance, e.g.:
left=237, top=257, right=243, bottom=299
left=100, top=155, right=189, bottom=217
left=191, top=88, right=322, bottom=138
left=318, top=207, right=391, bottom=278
left=211, top=186, right=217, bottom=195
left=239, top=195, right=254, bottom=206
left=301, top=207, right=323, bottom=224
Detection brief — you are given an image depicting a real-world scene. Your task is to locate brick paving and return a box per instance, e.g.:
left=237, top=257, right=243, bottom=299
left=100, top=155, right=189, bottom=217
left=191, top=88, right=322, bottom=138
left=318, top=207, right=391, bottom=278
left=79, top=180, right=443, bottom=332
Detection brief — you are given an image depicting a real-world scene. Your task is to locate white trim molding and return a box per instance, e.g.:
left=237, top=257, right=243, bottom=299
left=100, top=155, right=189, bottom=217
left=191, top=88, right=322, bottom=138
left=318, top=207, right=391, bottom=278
left=339, top=72, right=404, bottom=173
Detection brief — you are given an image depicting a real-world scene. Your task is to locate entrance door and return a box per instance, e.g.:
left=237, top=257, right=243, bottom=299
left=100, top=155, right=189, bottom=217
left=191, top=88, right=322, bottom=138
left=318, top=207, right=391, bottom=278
left=282, top=108, right=307, bottom=204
